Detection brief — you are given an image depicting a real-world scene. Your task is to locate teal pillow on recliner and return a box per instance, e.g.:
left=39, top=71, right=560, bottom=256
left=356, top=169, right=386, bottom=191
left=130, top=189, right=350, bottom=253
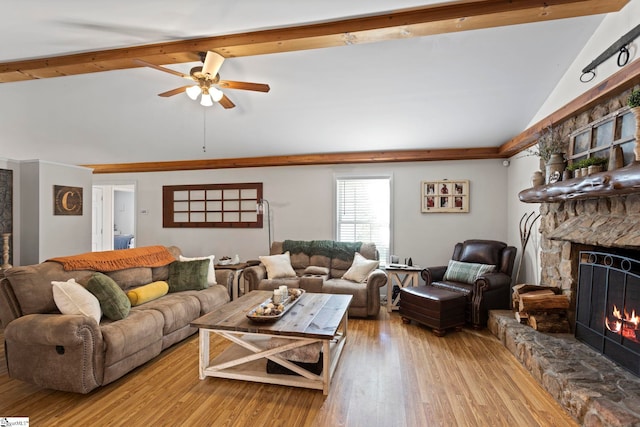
left=443, top=260, right=496, bottom=285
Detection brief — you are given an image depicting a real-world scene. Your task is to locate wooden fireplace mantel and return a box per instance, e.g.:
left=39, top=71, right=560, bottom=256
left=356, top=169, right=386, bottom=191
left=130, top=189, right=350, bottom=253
left=519, top=163, right=640, bottom=203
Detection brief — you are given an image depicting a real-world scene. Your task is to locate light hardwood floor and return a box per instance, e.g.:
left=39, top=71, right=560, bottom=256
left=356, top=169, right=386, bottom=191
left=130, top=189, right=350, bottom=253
left=0, top=310, right=577, bottom=426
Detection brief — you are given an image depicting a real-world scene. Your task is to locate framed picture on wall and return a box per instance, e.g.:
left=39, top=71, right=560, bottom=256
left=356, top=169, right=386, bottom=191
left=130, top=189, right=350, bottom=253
left=421, top=180, right=469, bottom=213
left=54, top=185, right=83, bottom=215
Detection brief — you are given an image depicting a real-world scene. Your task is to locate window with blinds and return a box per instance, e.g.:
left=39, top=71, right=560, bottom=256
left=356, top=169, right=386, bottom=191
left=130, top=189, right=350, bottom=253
left=335, top=176, right=391, bottom=266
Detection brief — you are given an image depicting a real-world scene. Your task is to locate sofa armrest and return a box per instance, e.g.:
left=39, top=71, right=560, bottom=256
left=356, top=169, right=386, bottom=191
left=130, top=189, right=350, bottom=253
left=474, top=272, right=512, bottom=293
left=366, top=269, right=388, bottom=315
left=214, top=269, right=235, bottom=296
left=4, top=313, right=104, bottom=393
left=421, top=266, right=447, bottom=285
left=367, top=269, right=388, bottom=288
left=0, top=277, right=21, bottom=328
left=5, top=313, right=103, bottom=346
left=242, top=265, right=267, bottom=292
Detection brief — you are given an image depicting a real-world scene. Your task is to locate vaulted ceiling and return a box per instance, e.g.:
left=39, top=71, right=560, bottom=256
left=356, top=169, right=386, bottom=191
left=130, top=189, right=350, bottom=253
left=0, top=0, right=629, bottom=171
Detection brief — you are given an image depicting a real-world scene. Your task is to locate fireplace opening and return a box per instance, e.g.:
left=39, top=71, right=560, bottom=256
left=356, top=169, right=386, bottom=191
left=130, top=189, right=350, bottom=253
left=576, top=250, right=640, bottom=376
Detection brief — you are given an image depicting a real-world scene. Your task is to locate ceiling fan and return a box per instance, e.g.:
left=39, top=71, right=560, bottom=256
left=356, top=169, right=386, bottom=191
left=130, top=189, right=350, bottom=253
left=134, top=51, right=270, bottom=109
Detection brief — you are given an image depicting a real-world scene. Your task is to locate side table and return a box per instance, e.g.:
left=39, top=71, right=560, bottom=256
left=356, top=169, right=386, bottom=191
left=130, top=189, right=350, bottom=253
left=215, top=263, right=248, bottom=300
left=385, top=265, right=422, bottom=312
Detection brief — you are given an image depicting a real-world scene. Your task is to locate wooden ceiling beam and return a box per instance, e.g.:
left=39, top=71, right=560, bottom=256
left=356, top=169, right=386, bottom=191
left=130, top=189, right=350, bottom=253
left=0, top=0, right=627, bottom=83
left=84, top=147, right=502, bottom=174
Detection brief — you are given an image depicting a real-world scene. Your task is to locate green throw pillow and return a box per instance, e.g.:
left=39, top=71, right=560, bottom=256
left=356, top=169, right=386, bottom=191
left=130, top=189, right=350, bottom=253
left=86, top=272, right=131, bottom=320
left=443, top=260, right=496, bottom=285
left=168, top=259, right=210, bottom=292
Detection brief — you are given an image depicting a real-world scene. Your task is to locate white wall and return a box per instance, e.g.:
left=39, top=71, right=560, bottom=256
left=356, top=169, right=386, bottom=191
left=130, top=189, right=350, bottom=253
left=114, top=190, right=135, bottom=235
left=94, top=159, right=508, bottom=270
left=19, top=160, right=93, bottom=264
left=507, top=0, right=640, bottom=285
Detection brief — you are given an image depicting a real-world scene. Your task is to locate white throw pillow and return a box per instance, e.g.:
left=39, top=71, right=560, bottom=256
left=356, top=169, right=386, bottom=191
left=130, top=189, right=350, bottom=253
left=52, top=279, right=102, bottom=324
left=342, top=252, right=379, bottom=283
left=179, top=255, right=217, bottom=285
left=259, top=251, right=297, bottom=279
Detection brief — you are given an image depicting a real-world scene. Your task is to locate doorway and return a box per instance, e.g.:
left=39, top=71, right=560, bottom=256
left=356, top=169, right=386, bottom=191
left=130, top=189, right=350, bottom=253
left=92, top=184, right=136, bottom=251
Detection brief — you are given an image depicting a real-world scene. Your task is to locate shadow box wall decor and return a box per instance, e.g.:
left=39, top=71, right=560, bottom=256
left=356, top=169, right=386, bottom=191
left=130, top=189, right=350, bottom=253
left=163, top=183, right=263, bottom=228
left=421, top=180, right=469, bottom=213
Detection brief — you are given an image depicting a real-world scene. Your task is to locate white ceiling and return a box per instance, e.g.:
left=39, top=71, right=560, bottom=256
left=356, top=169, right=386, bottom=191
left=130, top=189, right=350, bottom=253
left=0, top=1, right=607, bottom=166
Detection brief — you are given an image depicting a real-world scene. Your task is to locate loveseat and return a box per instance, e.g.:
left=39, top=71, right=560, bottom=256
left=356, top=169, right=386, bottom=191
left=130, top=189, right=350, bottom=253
left=242, top=240, right=387, bottom=317
left=0, top=245, right=232, bottom=394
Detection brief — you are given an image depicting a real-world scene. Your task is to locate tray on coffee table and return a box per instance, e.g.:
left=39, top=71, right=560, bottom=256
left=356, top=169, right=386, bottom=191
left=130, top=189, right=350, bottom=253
left=246, top=289, right=305, bottom=323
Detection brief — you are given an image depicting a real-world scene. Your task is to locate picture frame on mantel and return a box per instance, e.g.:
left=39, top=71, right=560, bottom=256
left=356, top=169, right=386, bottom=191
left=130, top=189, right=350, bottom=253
left=421, top=180, right=469, bottom=213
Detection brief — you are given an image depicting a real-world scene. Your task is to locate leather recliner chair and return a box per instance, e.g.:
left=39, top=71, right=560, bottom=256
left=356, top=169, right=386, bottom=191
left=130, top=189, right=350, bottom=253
left=420, top=239, right=517, bottom=328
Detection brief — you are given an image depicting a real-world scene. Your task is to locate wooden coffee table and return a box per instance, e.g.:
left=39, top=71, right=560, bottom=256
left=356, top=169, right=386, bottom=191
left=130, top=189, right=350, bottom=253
left=191, top=290, right=352, bottom=395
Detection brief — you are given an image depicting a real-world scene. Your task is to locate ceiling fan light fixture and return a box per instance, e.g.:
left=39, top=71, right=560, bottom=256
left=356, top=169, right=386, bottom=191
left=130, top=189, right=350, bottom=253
left=186, top=85, right=201, bottom=100
left=209, top=87, right=224, bottom=102
left=200, top=92, right=214, bottom=107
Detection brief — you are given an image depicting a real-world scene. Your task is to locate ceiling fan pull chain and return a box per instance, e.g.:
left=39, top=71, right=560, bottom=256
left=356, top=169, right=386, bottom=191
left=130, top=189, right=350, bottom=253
left=202, top=108, right=207, bottom=153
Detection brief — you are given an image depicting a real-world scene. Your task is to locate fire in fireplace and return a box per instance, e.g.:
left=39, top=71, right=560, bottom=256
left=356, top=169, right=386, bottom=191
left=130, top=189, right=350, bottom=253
left=605, top=304, right=640, bottom=343
left=576, top=250, right=640, bottom=376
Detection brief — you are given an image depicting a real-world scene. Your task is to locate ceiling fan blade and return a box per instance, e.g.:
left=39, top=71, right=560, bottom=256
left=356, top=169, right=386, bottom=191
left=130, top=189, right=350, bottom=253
left=158, top=86, right=191, bottom=97
left=218, top=80, right=270, bottom=93
left=133, top=59, right=191, bottom=79
left=202, top=51, right=225, bottom=77
left=218, top=94, right=236, bottom=109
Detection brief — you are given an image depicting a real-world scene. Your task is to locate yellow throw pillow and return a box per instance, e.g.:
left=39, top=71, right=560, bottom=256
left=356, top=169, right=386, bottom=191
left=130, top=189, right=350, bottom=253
left=127, top=281, right=169, bottom=306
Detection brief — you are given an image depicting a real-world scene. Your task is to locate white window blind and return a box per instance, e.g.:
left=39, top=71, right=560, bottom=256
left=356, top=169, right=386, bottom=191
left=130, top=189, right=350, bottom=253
left=336, top=177, right=391, bottom=265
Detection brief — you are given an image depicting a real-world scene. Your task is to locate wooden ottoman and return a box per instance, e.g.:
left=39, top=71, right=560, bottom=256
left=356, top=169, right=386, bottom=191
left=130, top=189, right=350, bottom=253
left=399, top=286, right=465, bottom=337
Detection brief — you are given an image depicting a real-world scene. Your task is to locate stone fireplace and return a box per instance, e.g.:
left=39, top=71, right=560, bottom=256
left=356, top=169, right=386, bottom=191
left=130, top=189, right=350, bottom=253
left=489, top=185, right=640, bottom=425
left=538, top=193, right=640, bottom=330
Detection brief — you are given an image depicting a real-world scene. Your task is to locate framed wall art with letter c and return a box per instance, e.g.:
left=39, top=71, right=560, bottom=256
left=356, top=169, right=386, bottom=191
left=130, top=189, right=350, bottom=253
left=54, top=185, right=83, bottom=216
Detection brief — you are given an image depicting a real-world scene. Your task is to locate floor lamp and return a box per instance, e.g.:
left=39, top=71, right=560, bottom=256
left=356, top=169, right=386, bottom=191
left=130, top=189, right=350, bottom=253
left=257, top=199, right=271, bottom=251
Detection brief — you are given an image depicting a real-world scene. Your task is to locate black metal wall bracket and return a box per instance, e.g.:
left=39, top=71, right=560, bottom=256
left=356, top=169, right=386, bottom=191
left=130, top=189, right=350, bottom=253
left=580, top=23, right=640, bottom=83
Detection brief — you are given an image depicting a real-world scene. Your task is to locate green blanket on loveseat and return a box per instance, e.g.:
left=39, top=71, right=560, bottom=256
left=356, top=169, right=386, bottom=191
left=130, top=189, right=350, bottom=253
left=282, top=240, right=362, bottom=261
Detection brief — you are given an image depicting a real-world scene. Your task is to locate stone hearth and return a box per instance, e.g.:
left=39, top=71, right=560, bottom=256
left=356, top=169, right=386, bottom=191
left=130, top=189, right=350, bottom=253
left=489, top=310, right=640, bottom=426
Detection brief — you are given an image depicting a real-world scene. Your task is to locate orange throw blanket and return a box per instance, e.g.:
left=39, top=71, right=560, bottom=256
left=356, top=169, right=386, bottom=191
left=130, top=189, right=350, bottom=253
left=48, top=245, right=176, bottom=272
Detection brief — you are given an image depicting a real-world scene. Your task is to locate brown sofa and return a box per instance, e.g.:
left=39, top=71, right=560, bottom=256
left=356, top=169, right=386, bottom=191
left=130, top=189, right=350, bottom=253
left=0, top=246, right=232, bottom=394
left=242, top=240, right=387, bottom=317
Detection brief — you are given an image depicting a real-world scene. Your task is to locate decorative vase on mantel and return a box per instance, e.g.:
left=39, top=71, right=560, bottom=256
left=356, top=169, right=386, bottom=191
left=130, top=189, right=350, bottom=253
left=545, top=153, right=565, bottom=182
left=531, top=170, right=545, bottom=187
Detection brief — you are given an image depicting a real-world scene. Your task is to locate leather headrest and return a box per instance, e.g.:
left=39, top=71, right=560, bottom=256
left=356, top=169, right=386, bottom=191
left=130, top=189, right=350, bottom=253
left=458, top=240, right=505, bottom=265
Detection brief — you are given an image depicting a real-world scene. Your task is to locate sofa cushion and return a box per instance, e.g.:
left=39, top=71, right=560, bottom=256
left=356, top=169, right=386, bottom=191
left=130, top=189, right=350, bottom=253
left=342, top=252, right=379, bottom=283
left=304, top=266, right=329, bottom=275
left=52, top=279, right=102, bottom=324
left=179, top=255, right=217, bottom=285
left=257, top=278, right=301, bottom=291
left=126, top=281, right=169, bottom=306
left=259, top=252, right=296, bottom=279
left=86, top=273, right=132, bottom=320
left=443, top=260, right=496, bottom=285
left=5, top=262, right=95, bottom=315
left=105, top=267, right=153, bottom=290
left=178, top=284, right=230, bottom=315
left=167, top=259, right=209, bottom=292
left=100, top=309, right=164, bottom=366
left=133, top=293, right=200, bottom=335
left=323, top=279, right=367, bottom=309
